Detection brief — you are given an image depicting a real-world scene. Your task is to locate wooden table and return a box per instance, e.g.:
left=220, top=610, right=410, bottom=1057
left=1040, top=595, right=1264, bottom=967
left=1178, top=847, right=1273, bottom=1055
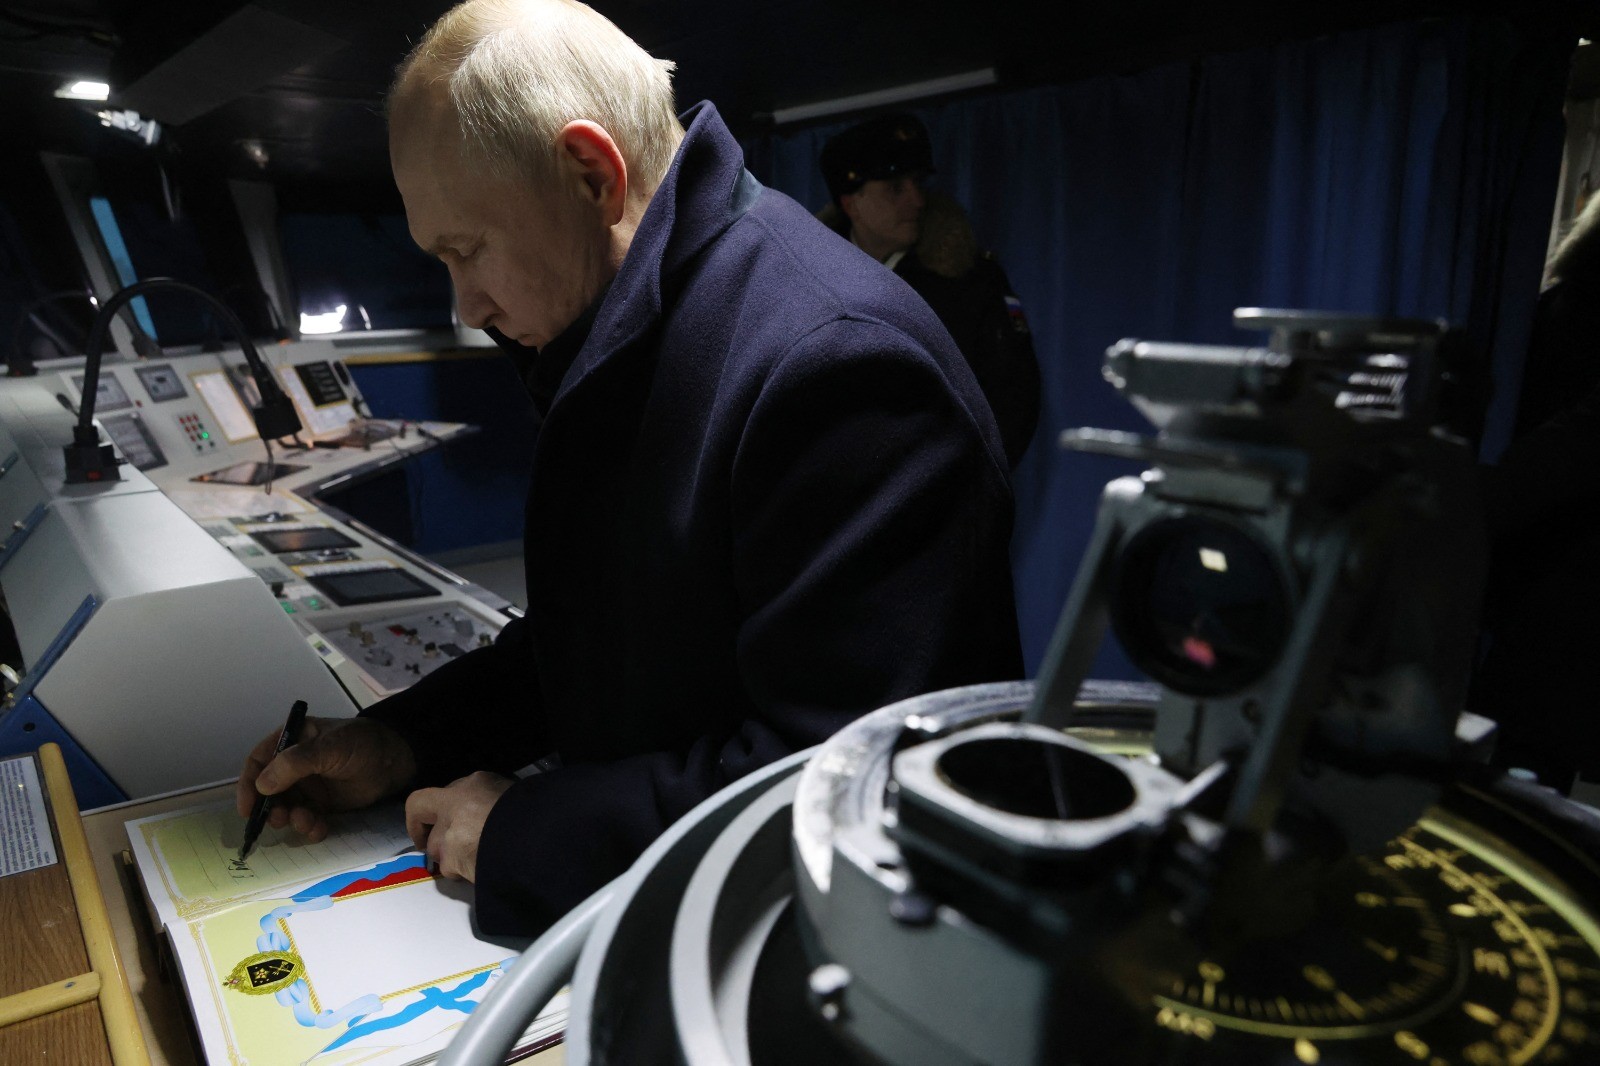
left=80, top=780, right=564, bottom=1065
left=0, top=843, right=115, bottom=1063
left=2, top=747, right=128, bottom=1064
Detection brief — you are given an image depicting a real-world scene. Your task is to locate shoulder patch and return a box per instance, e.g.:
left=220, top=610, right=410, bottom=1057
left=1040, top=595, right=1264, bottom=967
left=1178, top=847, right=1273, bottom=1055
left=1004, top=294, right=1031, bottom=335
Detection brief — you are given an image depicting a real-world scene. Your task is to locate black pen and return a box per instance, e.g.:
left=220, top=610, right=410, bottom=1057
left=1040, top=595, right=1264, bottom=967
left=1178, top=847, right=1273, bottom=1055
left=238, top=699, right=309, bottom=862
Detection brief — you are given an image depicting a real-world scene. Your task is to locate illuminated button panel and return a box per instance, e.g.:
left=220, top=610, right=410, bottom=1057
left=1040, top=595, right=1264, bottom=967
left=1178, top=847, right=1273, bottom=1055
left=175, top=410, right=218, bottom=453
left=314, top=607, right=497, bottom=695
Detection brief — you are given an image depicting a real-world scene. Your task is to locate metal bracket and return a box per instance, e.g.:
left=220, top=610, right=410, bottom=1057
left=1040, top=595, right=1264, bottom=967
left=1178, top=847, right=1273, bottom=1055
left=3, top=595, right=100, bottom=711
left=0, top=502, right=47, bottom=574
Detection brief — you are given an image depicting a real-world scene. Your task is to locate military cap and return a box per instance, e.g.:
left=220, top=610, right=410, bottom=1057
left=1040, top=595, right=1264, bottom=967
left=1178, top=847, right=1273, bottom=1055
left=819, top=113, right=936, bottom=204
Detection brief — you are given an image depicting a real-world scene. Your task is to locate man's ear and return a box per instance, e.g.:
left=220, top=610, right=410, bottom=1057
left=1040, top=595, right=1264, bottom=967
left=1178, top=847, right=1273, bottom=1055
left=839, top=191, right=860, bottom=226
left=557, top=120, right=628, bottom=227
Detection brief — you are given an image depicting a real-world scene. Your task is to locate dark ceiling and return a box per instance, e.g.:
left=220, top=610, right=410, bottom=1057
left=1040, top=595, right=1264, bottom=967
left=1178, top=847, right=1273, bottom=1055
left=0, top=0, right=1595, bottom=209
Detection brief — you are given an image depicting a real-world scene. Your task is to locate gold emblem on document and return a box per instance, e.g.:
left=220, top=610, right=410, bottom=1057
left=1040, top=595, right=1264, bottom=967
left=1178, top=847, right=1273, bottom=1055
left=223, top=950, right=304, bottom=995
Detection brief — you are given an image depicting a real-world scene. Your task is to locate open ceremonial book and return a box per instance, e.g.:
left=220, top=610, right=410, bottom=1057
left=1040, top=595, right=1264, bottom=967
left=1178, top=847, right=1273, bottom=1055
left=125, top=799, right=567, bottom=1065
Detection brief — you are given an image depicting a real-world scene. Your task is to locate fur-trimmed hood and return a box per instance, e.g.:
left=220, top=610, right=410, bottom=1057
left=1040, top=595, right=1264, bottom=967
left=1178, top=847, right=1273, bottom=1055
left=817, top=190, right=979, bottom=279
left=1549, top=191, right=1600, bottom=287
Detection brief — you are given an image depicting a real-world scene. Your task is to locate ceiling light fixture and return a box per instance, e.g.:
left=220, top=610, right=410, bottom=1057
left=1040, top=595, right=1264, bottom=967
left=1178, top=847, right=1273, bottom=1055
left=770, top=69, right=997, bottom=127
left=56, top=79, right=111, bottom=101
left=300, top=305, right=347, bottom=335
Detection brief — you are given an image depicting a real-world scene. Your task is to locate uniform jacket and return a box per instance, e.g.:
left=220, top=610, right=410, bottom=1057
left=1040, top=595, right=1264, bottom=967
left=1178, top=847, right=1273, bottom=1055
left=362, top=103, right=1023, bottom=936
left=820, top=193, right=1042, bottom=466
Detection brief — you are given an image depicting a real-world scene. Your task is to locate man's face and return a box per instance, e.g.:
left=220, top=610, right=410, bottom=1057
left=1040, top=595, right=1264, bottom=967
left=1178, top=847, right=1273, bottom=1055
left=842, top=174, right=927, bottom=257
left=391, top=93, right=612, bottom=350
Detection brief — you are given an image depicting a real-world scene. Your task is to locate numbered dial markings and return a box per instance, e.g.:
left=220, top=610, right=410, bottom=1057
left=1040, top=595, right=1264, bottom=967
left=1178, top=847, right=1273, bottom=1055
left=1150, top=812, right=1600, bottom=1065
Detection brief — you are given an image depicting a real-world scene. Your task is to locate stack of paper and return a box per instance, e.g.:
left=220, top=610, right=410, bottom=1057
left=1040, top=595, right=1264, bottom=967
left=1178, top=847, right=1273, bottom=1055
left=126, top=801, right=565, bottom=1065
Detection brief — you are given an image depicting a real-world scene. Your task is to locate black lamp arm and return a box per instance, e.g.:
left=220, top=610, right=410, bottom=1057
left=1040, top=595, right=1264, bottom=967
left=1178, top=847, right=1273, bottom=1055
left=75, top=278, right=303, bottom=438
left=65, top=278, right=302, bottom=483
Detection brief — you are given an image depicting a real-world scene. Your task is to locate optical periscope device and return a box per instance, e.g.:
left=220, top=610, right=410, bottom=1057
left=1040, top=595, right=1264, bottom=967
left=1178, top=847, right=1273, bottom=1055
left=446, top=310, right=1600, bottom=1066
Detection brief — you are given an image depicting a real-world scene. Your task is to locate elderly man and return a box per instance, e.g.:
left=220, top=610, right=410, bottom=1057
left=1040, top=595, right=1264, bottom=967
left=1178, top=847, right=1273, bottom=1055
left=819, top=114, right=1042, bottom=468
left=237, top=0, right=1021, bottom=937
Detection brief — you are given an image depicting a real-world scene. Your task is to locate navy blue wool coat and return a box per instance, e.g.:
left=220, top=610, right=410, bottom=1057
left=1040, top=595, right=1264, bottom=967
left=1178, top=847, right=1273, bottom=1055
left=363, top=103, right=1022, bottom=936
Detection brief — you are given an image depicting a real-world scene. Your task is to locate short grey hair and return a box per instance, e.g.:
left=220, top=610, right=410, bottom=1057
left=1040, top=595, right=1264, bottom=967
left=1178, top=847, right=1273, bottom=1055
left=391, top=0, right=683, bottom=193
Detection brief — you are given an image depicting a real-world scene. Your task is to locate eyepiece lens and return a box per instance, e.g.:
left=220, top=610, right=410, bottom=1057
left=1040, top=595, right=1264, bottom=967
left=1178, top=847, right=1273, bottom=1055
left=1111, top=517, right=1291, bottom=695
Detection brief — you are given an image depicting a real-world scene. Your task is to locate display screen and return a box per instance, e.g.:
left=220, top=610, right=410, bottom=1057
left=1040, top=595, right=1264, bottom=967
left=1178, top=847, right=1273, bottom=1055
left=135, top=364, right=188, bottom=402
left=193, top=461, right=308, bottom=486
left=72, top=372, right=133, bottom=412
left=278, top=363, right=358, bottom=436
left=294, top=361, right=347, bottom=406
left=305, top=568, right=440, bottom=606
left=191, top=370, right=258, bottom=442
left=249, top=526, right=359, bottom=553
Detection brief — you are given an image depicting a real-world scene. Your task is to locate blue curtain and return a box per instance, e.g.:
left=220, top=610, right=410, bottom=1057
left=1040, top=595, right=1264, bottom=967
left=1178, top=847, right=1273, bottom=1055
left=741, top=16, right=1569, bottom=678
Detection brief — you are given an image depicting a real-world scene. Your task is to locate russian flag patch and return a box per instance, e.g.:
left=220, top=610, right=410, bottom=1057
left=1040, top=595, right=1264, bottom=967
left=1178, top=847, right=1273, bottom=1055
left=1004, top=294, right=1030, bottom=334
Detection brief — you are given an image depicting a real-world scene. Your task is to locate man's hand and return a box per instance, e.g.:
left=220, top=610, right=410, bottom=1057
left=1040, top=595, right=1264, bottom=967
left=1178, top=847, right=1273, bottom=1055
left=235, top=716, right=418, bottom=843
left=405, top=772, right=515, bottom=883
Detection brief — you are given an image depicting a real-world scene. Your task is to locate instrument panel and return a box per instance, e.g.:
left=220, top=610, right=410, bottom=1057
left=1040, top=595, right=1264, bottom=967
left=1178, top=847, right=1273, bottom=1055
left=314, top=607, right=498, bottom=696
left=54, top=342, right=511, bottom=708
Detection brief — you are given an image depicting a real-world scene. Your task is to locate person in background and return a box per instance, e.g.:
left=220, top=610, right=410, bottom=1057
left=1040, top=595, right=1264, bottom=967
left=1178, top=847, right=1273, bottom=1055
left=818, top=113, right=1042, bottom=468
left=1469, top=192, right=1600, bottom=792
left=236, top=0, right=1022, bottom=938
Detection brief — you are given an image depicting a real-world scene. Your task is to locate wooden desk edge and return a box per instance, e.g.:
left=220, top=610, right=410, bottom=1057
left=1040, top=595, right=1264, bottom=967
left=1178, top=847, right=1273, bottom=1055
left=37, top=743, right=152, bottom=1065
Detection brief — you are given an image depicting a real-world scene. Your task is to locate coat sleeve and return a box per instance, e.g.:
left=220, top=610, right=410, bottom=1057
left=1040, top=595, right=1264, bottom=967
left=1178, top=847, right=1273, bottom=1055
left=357, top=615, right=553, bottom=788
left=471, top=318, right=1023, bottom=935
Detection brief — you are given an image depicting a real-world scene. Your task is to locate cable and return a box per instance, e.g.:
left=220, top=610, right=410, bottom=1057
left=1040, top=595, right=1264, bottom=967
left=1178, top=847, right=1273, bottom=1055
left=435, top=882, right=617, bottom=1066
left=406, top=437, right=425, bottom=546
left=220, top=283, right=291, bottom=342
left=263, top=437, right=275, bottom=496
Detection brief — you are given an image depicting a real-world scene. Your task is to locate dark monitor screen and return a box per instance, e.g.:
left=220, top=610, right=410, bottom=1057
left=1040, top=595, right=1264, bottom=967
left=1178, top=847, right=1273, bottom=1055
left=249, top=527, right=361, bottom=553
left=305, top=568, right=440, bottom=606
left=294, top=360, right=347, bottom=406
left=192, top=461, right=308, bottom=486
left=135, top=363, right=188, bottom=402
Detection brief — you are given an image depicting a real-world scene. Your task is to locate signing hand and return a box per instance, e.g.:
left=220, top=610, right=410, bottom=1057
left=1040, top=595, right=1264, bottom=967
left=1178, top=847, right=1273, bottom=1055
left=236, top=716, right=418, bottom=843
left=405, top=771, right=515, bottom=883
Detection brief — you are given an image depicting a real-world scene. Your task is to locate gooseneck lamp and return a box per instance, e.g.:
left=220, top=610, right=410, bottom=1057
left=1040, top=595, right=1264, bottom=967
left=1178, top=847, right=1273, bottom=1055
left=63, top=277, right=302, bottom=483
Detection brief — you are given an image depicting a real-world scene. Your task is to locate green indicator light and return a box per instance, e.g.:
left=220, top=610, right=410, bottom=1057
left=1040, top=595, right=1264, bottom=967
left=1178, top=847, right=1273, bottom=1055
left=199, top=431, right=210, bottom=439
left=282, top=603, right=296, bottom=613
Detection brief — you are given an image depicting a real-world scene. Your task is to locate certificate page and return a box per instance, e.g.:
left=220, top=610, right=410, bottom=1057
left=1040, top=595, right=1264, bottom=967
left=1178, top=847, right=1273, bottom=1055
left=127, top=799, right=413, bottom=925
left=127, top=800, right=565, bottom=1065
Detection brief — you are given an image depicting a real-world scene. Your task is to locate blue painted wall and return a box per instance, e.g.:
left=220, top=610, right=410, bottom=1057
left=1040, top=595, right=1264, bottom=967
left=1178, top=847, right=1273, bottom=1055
left=338, top=355, right=536, bottom=557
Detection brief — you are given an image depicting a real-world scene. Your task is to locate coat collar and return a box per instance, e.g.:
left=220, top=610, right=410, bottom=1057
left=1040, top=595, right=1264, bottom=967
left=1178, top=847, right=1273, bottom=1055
left=493, top=102, right=761, bottom=409
left=571, top=101, right=761, bottom=382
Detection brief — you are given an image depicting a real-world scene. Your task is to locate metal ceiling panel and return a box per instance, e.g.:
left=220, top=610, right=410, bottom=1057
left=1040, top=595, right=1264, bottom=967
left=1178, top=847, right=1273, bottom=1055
left=114, top=3, right=346, bottom=125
